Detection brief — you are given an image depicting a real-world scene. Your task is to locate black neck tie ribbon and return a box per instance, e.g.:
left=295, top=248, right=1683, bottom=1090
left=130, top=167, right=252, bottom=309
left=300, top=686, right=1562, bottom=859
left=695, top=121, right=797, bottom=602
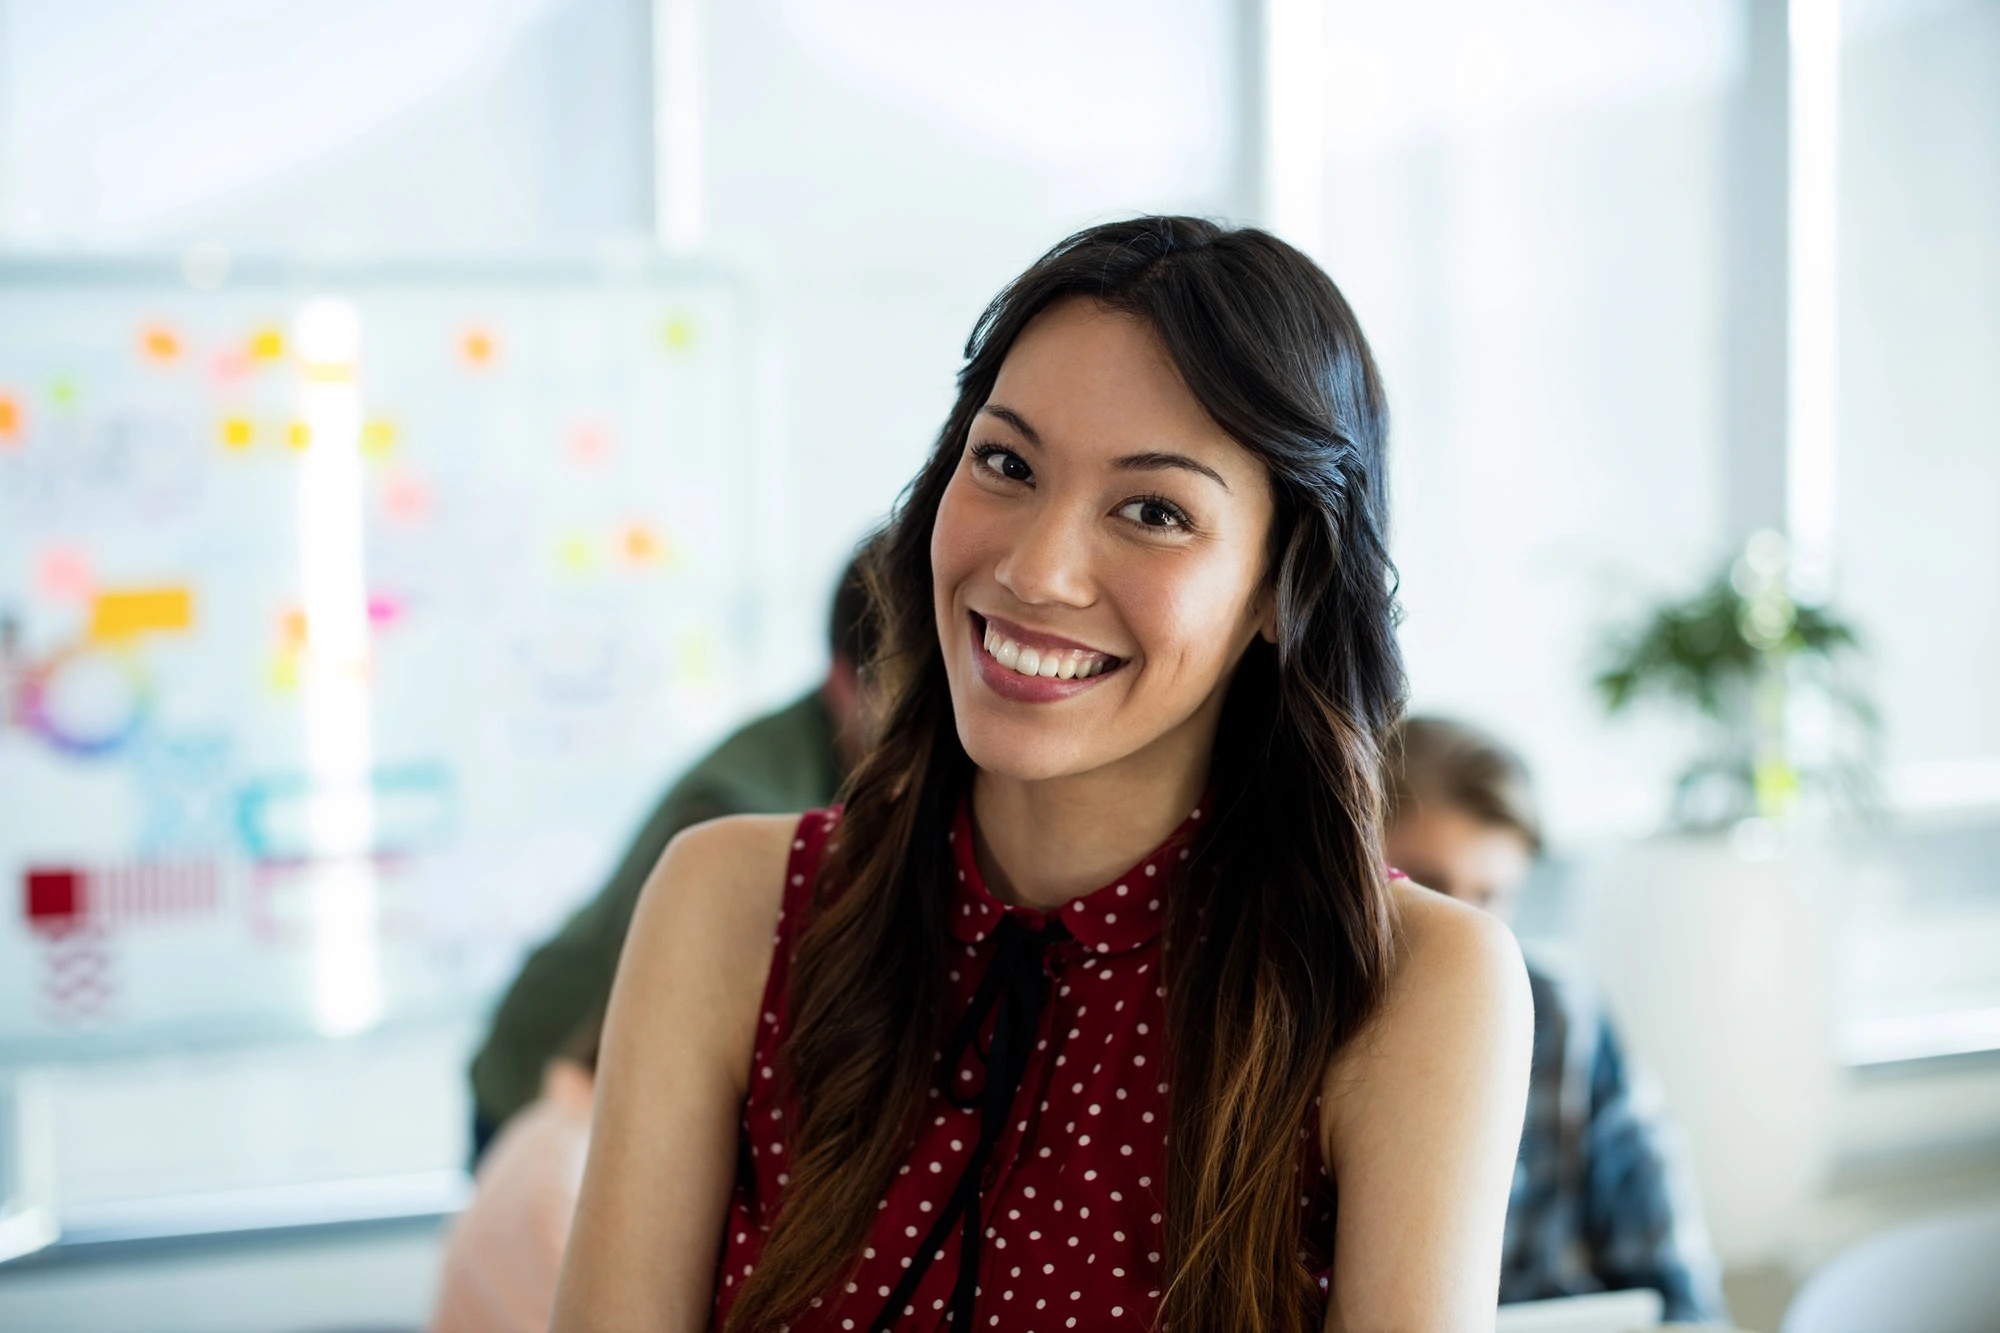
left=867, top=912, right=1066, bottom=1331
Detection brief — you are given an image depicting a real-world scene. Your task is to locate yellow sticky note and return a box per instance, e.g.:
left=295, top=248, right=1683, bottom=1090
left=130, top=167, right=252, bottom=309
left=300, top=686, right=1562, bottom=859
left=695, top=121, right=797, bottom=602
left=679, top=633, right=714, bottom=684
left=220, top=416, right=255, bottom=450
left=662, top=316, right=698, bottom=353
left=90, top=587, right=194, bottom=641
left=286, top=420, right=311, bottom=451
left=301, top=359, right=354, bottom=384
left=557, top=534, right=595, bottom=572
left=360, top=418, right=398, bottom=459
left=249, top=327, right=286, bottom=361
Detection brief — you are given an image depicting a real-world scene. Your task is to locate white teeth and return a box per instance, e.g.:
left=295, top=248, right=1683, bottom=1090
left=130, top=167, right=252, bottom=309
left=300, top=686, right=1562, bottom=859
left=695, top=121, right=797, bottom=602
left=980, top=622, right=1116, bottom=683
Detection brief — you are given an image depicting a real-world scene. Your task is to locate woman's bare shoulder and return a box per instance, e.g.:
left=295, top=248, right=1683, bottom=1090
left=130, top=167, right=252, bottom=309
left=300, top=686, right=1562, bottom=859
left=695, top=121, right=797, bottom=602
left=560, top=813, right=805, bottom=1330
left=613, top=813, right=802, bottom=1084
left=1313, top=881, right=1535, bottom=1327
left=641, top=812, right=799, bottom=934
left=1322, top=878, right=1533, bottom=1131
left=1385, top=877, right=1528, bottom=1006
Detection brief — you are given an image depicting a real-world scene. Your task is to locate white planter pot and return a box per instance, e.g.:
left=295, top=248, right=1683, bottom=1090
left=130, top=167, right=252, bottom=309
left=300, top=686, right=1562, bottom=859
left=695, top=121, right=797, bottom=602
left=1578, top=832, right=1838, bottom=1269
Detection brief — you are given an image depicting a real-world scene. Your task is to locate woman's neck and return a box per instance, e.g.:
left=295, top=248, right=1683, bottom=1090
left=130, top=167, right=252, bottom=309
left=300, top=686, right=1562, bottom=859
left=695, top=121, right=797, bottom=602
left=969, top=743, right=1211, bottom=913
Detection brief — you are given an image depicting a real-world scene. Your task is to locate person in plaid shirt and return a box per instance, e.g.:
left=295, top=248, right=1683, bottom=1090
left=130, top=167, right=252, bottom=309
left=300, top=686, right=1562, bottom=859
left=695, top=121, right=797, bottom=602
left=1384, top=717, right=1731, bottom=1325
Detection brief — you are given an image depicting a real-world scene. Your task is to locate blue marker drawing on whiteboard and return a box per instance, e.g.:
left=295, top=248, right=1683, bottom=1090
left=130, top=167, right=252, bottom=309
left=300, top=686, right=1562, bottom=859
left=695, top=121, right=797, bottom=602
left=236, top=762, right=456, bottom=860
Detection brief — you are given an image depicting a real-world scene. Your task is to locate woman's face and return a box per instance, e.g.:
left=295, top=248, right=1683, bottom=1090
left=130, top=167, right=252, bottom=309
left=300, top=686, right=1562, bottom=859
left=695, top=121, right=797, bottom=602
left=931, top=297, right=1277, bottom=783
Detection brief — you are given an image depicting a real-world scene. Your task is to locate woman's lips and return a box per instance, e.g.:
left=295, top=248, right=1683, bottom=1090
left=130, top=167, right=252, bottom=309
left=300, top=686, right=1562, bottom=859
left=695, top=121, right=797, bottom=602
left=969, top=613, right=1124, bottom=704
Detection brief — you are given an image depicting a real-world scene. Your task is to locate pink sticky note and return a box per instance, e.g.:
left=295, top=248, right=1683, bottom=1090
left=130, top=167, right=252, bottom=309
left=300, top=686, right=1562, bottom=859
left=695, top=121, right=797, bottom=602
left=381, top=472, right=433, bottom=523
left=567, top=422, right=613, bottom=466
left=37, top=547, right=94, bottom=600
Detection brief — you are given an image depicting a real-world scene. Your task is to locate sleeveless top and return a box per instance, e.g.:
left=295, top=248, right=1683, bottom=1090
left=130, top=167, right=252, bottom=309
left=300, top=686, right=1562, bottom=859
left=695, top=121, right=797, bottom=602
left=711, top=801, right=1340, bottom=1331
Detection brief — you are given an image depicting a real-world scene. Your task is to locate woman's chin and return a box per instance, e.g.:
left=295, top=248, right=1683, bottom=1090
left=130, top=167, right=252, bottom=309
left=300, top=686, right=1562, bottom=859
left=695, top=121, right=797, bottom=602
left=955, top=717, right=1094, bottom=783
left=944, top=650, right=1162, bottom=783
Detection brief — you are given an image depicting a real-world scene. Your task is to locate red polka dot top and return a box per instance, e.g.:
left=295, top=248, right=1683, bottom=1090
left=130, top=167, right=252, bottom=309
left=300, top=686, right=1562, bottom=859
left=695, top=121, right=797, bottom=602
left=711, top=799, right=1340, bottom=1331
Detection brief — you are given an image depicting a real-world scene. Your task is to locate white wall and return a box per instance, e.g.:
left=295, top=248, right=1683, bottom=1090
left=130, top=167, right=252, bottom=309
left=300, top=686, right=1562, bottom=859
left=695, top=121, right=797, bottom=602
left=1302, top=1, right=1740, bottom=841
left=0, top=0, right=655, bottom=250
left=0, top=0, right=1250, bottom=702
left=3, top=0, right=1990, bottom=828
left=699, top=0, right=1248, bottom=689
left=1838, top=0, right=2000, bottom=789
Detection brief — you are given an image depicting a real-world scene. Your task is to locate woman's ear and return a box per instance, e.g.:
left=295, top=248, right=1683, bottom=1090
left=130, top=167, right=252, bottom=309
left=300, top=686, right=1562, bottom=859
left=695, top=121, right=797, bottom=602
left=1255, top=584, right=1279, bottom=645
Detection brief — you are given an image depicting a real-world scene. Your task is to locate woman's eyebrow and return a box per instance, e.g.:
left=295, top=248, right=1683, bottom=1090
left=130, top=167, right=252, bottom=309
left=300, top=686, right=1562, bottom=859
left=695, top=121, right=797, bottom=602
left=978, top=403, right=1042, bottom=447
left=1113, top=451, right=1231, bottom=492
left=980, top=404, right=1231, bottom=493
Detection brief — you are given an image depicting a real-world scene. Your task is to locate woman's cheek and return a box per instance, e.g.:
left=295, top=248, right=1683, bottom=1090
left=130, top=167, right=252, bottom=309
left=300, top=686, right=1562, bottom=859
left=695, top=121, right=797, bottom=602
left=939, top=481, right=1015, bottom=581
left=931, top=476, right=980, bottom=586
left=1136, top=566, right=1255, bottom=689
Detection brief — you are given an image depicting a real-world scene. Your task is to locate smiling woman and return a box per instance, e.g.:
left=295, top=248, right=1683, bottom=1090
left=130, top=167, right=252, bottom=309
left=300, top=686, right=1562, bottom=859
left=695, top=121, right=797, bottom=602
left=552, top=218, right=1533, bottom=1333
left=935, top=300, right=1277, bottom=790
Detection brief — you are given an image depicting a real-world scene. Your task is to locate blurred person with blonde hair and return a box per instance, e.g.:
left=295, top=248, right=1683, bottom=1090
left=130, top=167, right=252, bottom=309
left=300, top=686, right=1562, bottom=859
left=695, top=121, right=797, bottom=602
left=1385, top=715, right=1730, bottom=1324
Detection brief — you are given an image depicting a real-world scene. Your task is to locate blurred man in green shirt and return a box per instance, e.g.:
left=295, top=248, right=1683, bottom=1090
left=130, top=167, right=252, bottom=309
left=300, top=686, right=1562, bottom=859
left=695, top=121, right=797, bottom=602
left=468, top=563, right=874, bottom=1151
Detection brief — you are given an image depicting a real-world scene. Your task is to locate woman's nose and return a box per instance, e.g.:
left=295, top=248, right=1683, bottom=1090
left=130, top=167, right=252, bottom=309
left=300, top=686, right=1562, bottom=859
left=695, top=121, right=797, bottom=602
left=993, top=501, right=1095, bottom=609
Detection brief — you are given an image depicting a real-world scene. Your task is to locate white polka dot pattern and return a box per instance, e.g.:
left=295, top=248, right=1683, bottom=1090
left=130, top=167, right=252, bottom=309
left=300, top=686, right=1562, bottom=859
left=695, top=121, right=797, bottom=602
left=711, top=803, right=1337, bottom=1331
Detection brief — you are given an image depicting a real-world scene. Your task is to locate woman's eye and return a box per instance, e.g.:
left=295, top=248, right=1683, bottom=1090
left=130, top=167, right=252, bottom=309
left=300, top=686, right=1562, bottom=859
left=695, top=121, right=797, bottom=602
left=974, top=446, right=1033, bottom=484
left=1118, top=497, right=1192, bottom=531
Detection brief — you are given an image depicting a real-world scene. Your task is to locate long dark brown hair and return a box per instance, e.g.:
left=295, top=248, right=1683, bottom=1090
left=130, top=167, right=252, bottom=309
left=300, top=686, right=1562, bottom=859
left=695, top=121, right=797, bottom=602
left=727, top=217, right=1406, bottom=1333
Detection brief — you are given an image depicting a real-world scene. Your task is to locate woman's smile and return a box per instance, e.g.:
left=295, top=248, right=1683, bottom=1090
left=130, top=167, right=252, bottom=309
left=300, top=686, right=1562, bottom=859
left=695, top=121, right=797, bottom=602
left=969, top=611, right=1127, bottom=703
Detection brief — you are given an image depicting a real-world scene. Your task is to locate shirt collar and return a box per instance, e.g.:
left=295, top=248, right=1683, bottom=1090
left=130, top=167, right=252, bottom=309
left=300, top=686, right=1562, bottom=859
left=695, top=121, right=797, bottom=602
left=945, top=795, right=1207, bottom=955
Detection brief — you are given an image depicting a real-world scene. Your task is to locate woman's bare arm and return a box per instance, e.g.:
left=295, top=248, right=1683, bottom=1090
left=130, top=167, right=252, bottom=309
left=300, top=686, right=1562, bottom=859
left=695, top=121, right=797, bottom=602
left=1320, top=881, right=1535, bottom=1333
left=550, top=814, right=796, bottom=1332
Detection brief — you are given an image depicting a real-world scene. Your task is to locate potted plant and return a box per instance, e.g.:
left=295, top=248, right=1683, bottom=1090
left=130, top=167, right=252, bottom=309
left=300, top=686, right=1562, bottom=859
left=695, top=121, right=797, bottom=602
left=1594, top=527, right=1878, bottom=836
left=1578, top=530, right=1876, bottom=1271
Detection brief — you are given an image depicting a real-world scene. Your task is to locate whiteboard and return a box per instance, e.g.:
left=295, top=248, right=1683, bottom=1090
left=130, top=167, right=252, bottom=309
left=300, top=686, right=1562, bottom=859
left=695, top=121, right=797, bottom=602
left=0, top=255, right=774, bottom=1055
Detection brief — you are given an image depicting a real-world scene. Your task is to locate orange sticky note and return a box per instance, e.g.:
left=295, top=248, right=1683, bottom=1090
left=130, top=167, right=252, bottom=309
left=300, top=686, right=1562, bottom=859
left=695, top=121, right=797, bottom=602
left=620, top=522, right=665, bottom=566
left=140, top=324, right=182, bottom=363
left=461, top=327, right=498, bottom=368
left=0, top=391, right=23, bottom=443
left=90, top=586, right=194, bottom=640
